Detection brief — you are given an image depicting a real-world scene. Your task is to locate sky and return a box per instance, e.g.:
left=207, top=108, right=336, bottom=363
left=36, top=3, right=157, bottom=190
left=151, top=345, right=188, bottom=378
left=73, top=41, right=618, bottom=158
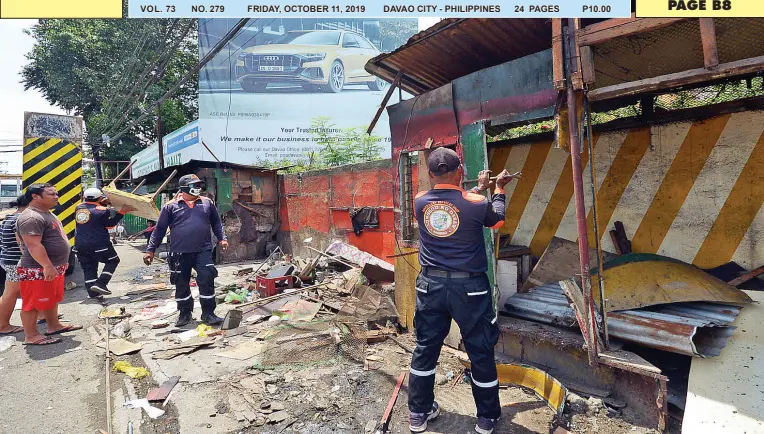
left=0, top=18, right=440, bottom=175
left=0, top=20, right=66, bottom=175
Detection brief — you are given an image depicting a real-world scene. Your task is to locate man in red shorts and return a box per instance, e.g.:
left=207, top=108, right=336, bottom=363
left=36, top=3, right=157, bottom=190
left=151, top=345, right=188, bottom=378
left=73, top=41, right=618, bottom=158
left=16, top=183, right=82, bottom=345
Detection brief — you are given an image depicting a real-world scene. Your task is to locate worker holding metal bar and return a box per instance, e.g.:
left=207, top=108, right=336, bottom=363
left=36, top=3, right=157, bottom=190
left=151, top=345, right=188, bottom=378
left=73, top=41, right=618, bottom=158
left=143, top=174, right=228, bottom=327
left=408, top=147, right=518, bottom=434
left=74, top=188, right=134, bottom=301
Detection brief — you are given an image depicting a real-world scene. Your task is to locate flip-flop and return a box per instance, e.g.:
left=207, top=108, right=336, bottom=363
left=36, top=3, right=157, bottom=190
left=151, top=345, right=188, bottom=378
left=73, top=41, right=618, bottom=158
left=37, top=314, right=64, bottom=325
left=45, top=324, right=83, bottom=336
left=0, top=326, right=24, bottom=335
left=23, top=337, right=62, bottom=346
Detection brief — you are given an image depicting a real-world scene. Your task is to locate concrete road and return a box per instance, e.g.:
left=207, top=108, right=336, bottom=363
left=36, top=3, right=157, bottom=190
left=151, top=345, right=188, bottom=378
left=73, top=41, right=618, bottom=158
left=0, top=251, right=113, bottom=433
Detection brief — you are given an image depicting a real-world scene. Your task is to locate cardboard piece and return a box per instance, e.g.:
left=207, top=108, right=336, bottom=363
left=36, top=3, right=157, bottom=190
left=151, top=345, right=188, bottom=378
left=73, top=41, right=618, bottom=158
left=214, top=341, right=266, bottom=361
left=97, top=338, right=143, bottom=356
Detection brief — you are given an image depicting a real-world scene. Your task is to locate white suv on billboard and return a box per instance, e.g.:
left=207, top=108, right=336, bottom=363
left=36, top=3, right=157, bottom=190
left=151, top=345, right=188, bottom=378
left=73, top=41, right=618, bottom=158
left=235, top=30, right=389, bottom=93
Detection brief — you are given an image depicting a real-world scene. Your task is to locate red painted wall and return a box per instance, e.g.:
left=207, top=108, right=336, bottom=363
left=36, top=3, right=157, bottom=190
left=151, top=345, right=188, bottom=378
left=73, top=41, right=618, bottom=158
left=279, top=160, right=396, bottom=264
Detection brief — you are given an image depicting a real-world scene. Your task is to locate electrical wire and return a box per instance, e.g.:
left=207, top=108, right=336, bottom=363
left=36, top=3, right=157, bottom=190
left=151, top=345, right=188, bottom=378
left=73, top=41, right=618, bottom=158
left=97, top=19, right=193, bottom=140
left=98, top=19, right=181, bottom=132
left=106, top=18, right=251, bottom=145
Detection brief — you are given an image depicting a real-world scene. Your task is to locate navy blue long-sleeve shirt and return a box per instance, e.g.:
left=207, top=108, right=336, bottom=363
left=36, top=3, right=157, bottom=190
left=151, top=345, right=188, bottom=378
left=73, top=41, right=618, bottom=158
left=415, top=184, right=506, bottom=273
left=147, top=196, right=226, bottom=254
left=75, top=202, right=126, bottom=249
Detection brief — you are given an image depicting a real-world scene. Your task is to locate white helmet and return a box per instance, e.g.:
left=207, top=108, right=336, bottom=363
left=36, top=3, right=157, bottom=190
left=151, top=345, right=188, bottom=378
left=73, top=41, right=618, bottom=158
left=83, top=187, right=104, bottom=201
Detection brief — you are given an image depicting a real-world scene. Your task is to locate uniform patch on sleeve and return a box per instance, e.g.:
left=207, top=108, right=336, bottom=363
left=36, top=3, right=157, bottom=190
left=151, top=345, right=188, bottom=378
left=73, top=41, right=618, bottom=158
left=423, top=201, right=460, bottom=237
left=75, top=208, right=91, bottom=224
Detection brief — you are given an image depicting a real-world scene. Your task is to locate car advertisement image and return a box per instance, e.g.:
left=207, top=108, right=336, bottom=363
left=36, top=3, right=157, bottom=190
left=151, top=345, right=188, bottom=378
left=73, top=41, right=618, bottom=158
left=199, top=18, right=418, bottom=165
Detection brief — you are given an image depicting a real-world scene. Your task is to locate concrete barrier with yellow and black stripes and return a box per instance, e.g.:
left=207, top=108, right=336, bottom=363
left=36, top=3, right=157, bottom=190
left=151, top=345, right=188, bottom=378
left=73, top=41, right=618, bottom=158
left=22, top=137, right=83, bottom=246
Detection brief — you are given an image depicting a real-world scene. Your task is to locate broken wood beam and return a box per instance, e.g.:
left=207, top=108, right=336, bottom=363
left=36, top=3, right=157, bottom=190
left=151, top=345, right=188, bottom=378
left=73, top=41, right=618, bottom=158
left=589, top=55, right=764, bottom=102
left=367, top=71, right=402, bottom=135
left=728, top=264, right=764, bottom=287
left=699, top=18, right=719, bottom=70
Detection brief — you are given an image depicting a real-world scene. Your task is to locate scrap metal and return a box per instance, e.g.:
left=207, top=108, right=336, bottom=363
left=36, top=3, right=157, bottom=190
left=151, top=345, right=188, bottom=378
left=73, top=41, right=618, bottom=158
left=505, top=282, right=743, bottom=357
left=592, top=255, right=754, bottom=312
left=459, top=359, right=568, bottom=417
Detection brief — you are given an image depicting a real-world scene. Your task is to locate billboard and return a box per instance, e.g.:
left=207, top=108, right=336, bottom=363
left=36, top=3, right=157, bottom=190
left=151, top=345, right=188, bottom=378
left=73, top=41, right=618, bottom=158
left=198, top=18, right=418, bottom=165
left=130, top=120, right=212, bottom=177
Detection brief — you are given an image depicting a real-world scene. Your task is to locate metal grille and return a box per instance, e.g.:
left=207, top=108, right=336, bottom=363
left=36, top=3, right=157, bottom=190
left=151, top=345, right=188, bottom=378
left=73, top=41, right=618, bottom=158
left=715, top=18, right=764, bottom=65
left=254, top=321, right=367, bottom=370
left=244, top=54, right=301, bottom=73
left=590, top=20, right=704, bottom=89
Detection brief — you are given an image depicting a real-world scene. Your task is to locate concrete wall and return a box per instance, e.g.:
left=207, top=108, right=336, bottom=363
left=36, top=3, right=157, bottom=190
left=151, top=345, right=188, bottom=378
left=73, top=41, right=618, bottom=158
left=490, top=110, right=764, bottom=270
left=279, top=160, right=397, bottom=263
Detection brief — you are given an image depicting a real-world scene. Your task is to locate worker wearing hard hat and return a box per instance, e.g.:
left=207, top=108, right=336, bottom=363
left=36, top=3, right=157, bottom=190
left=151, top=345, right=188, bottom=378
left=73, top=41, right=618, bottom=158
left=74, top=188, right=134, bottom=301
left=143, top=174, right=228, bottom=327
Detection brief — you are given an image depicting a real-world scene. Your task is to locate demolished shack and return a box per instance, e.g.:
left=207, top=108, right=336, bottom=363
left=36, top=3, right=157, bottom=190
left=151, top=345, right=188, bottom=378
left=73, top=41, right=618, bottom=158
left=367, top=17, right=764, bottom=431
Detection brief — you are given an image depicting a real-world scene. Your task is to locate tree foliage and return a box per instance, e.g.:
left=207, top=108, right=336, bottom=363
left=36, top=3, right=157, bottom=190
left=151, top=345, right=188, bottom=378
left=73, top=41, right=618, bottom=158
left=21, top=18, right=198, bottom=160
left=378, top=20, right=418, bottom=51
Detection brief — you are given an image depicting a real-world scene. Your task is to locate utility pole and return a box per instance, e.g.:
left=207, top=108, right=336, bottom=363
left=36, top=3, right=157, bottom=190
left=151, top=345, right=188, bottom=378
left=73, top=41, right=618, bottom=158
left=94, top=137, right=106, bottom=189
left=156, top=106, right=164, bottom=170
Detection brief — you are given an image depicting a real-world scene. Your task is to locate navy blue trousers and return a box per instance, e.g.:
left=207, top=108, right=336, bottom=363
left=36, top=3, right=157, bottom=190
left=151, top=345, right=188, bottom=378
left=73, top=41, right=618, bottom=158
left=408, top=271, right=501, bottom=419
left=169, top=250, right=218, bottom=314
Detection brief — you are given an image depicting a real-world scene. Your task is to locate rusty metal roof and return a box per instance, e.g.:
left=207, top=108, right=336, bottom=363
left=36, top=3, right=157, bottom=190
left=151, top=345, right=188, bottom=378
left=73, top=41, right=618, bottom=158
left=505, top=283, right=742, bottom=358
left=365, top=18, right=553, bottom=95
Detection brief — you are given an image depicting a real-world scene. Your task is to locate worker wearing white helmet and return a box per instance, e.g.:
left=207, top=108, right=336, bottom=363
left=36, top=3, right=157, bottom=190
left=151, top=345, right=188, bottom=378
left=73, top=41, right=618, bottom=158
left=74, top=187, right=134, bottom=301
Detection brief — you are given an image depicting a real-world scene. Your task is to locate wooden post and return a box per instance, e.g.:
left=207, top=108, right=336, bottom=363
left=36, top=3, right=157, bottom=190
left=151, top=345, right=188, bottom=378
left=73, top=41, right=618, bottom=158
left=107, top=160, right=135, bottom=189
left=700, top=18, right=719, bottom=70
left=580, top=46, right=596, bottom=85
left=130, top=179, right=147, bottom=194
left=552, top=19, right=566, bottom=90
left=367, top=71, right=403, bottom=135
left=150, top=169, right=178, bottom=202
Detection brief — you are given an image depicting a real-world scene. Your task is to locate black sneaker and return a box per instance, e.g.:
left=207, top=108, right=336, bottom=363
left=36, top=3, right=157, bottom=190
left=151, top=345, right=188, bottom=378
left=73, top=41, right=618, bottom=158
left=409, top=401, right=440, bottom=433
left=201, top=312, right=224, bottom=326
left=176, top=311, right=193, bottom=327
left=475, top=416, right=500, bottom=434
left=90, top=285, right=112, bottom=296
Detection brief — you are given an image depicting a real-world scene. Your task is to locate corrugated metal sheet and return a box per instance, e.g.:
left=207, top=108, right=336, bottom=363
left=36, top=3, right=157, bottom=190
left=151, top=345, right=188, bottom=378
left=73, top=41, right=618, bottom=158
left=505, top=283, right=743, bottom=358
left=366, top=19, right=553, bottom=95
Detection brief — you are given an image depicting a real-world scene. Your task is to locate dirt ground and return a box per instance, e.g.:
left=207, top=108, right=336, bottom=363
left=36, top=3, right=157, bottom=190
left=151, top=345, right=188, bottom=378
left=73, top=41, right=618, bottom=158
left=0, top=241, right=669, bottom=434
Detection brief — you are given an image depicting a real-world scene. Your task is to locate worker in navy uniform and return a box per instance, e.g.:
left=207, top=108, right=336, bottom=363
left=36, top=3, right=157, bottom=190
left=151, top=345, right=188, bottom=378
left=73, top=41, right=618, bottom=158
left=74, top=188, right=134, bottom=300
left=408, top=147, right=519, bottom=434
left=143, top=174, right=228, bottom=327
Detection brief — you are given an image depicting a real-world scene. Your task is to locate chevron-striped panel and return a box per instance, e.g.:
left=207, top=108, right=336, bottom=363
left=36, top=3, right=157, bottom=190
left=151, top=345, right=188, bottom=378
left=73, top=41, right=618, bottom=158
left=490, top=110, right=764, bottom=270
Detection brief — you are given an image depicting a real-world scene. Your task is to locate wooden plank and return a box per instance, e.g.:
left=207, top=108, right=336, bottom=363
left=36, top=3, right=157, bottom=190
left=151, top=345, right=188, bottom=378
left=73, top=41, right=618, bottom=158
left=589, top=55, right=764, bottom=102
left=147, top=376, right=180, bottom=402
left=578, top=18, right=687, bottom=46
left=699, top=18, right=719, bottom=70
left=552, top=19, right=566, bottom=90
left=728, top=265, right=764, bottom=287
